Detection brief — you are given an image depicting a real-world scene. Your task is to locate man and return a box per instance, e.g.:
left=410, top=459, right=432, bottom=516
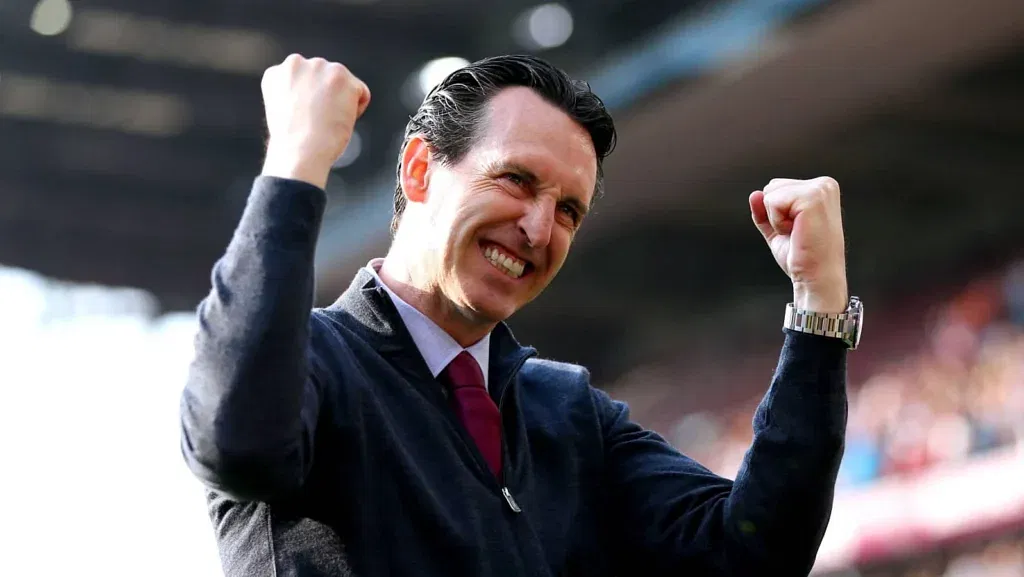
left=180, top=53, right=860, bottom=577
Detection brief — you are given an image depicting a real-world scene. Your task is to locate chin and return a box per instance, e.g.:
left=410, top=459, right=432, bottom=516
left=467, top=292, right=520, bottom=324
left=458, top=281, right=522, bottom=324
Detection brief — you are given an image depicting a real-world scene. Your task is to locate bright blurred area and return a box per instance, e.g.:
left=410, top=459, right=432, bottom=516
left=1, top=0, right=1022, bottom=575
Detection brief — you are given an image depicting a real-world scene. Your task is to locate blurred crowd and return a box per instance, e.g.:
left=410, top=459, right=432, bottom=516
left=862, top=533, right=1024, bottom=577
left=670, top=260, right=1024, bottom=488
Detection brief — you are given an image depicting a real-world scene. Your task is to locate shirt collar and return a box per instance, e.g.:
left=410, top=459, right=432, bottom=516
left=365, top=259, right=491, bottom=390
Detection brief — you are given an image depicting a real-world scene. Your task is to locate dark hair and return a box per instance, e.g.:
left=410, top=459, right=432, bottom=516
left=391, top=54, right=617, bottom=236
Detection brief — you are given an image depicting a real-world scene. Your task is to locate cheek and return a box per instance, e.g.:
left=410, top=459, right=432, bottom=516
left=546, top=234, right=574, bottom=275
left=552, top=248, right=570, bottom=273
left=442, top=188, right=492, bottom=256
left=457, top=184, right=516, bottom=230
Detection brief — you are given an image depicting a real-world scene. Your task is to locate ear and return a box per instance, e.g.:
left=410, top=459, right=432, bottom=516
left=400, top=135, right=431, bottom=205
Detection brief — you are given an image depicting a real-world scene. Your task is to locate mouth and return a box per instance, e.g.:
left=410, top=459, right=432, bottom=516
left=481, top=242, right=534, bottom=280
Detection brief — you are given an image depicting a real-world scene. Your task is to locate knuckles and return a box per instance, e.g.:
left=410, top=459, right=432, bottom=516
left=262, top=55, right=356, bottom=91
left=764, top=176, right=841, bottom=206
left=814, top=176, right=840, bottom=198
left=326, top=64, right=353, bottom=88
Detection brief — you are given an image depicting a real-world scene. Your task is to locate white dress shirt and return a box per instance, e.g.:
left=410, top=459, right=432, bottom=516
left=365, top=259, right=491, bottom=390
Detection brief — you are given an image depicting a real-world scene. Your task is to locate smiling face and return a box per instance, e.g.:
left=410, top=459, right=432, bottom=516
left=394, top=86, right=598, bottom=333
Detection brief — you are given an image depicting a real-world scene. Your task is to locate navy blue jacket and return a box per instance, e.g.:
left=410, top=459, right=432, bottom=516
left=179, top=176, right=848, bottom=577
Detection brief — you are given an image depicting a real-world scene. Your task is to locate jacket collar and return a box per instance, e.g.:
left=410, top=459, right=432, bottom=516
left=324, top=268, right=536, bottom=395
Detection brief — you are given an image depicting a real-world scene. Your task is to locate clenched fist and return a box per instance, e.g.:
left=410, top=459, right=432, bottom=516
left=260, top=54, right=371, bottom=189
left=750, top=177, right=848, bottom=313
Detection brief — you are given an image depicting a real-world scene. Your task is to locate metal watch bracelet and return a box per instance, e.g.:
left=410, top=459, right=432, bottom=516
left=784, top=296, right=863, bottom=350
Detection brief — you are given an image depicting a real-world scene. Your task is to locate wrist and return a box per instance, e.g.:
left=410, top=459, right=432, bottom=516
left=793, top=280, right=848, bottom=313
left=261, top=145, right=332, bottom=190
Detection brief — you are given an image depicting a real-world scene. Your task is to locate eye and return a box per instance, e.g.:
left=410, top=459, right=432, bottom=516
left=558, top=203, right=581, bottom=225
left=501, top=172, right=526, bottom=187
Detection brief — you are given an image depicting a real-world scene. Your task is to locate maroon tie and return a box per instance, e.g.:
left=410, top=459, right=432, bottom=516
left=441, top=351, right=502, bottom=478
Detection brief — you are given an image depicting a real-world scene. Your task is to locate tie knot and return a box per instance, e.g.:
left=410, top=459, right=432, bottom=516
left=443, top=351, right=485, bottom=391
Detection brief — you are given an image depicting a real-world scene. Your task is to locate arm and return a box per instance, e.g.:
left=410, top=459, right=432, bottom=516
left=178, top=55, right=371, bottom=502
left=606, top=176, right=853, bottom=575
left=602, top=330, right=847, bottom=576
left=179, top=176, right=328, bottom=501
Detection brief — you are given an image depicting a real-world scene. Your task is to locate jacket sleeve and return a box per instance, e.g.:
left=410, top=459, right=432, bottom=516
left=600, top=330, right=847, bottom=576
left=179, top=176, right=331, bottom=502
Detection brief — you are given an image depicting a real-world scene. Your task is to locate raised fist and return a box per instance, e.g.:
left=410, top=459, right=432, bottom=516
left=749, top=177, right=848, bottom=313
left=260, top=54, right=371, bottom=189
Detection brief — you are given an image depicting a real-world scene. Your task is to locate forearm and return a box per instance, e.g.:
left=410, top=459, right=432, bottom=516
left=179, top=176, right=326, bottom=498
left=726, top=329, right=848, bottom=574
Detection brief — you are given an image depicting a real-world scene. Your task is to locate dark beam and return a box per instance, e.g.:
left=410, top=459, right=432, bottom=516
left=0, top=218, right=219, bottom=310
left=0, top=176, right=232, bottom=247
left=894, top=90, right=1024, bottom=137
left=0, top=119, right=262, bottom=189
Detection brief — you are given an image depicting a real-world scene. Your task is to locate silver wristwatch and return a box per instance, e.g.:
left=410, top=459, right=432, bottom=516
left=783, top=296, right=864, bottom=350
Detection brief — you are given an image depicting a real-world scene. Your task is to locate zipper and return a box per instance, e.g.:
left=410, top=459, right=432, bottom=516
left=501, top=486, right=522, bottom=513
left=379, top=287, right=533, bottom=513
left=496, top=352, right=534, bottom=514
left=427, top=349, right=534, bottom=514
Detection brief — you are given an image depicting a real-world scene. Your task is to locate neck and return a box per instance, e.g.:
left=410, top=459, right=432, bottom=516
left=378, top=250, right=493, bottom=348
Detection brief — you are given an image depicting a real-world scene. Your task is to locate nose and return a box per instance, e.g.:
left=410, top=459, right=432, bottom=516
left=518, top=196, right=554, bottom=249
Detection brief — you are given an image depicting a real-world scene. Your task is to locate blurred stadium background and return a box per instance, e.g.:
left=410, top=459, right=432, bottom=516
left=2, top=0, right=1023, bottom=574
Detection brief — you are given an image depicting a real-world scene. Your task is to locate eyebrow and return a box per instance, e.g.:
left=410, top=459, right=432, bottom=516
left=485, top=160, right=591, bottom=216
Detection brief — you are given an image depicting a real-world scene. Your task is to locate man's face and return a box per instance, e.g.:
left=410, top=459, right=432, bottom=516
left=417, top=87, right=598, bottom=325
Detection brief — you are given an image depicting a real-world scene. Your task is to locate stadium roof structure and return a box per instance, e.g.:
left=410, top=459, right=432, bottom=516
left=2, top=0, right=1022, bottom=382
left=0, top=0, right=712, bottom=306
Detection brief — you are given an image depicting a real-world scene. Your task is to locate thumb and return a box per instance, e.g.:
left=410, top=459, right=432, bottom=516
left=762, top=185, right=799, bottom=236
left=355, top=79, right=372, bottom=119
left=749, top=190, right=775, bottom=241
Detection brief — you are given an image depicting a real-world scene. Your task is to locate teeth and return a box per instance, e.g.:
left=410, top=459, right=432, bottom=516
left=483, top=245, right=525, bottom=279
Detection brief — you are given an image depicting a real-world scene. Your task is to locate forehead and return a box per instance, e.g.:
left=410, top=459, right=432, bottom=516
left=472, top=87, right=598, bottom=200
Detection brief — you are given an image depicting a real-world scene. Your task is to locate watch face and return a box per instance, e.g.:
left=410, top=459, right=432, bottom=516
left=850, top=297, right=864, bottom=349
